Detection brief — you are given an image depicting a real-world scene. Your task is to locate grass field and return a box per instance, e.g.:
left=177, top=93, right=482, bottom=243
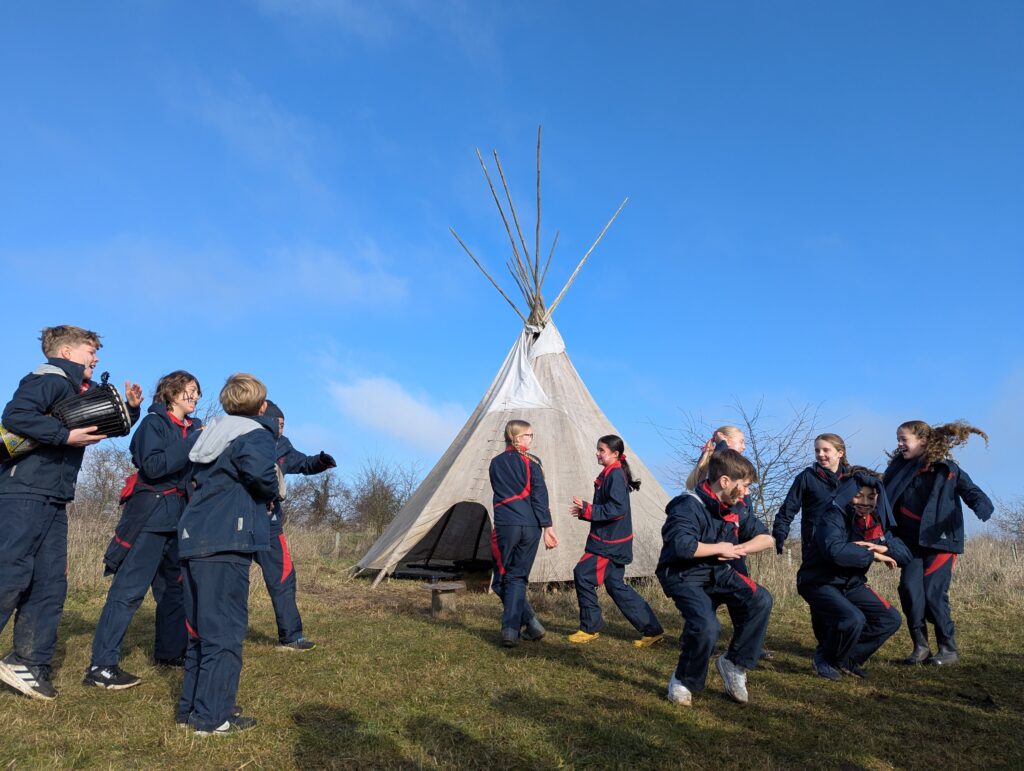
left=2, top=524, right=1023, bottom=769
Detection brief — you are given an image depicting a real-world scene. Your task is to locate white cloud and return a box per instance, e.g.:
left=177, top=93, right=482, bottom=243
left=329, top=376, right=467, bottom=452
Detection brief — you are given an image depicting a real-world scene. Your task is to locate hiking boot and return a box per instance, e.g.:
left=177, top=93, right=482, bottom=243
left=178, top=704, right=243, bottom=729
left=715, top=655, right=749, bottom=704
left=841, top=660, right=869, bottom=679
left=277, top=637, right=316, bottom=652
left=903, top=627, right=931, bottom=665
left=0, top=653, right=57, bottom=701
left=634, top=633, right=665, bottom=649
left=567, top=630, right=601, bottom=644
left=82, top=664, right=141, bottom=690
left=500, top=628, right=519, bottom=648
left=195, top=715, right=257, bottom=736
left=926, top=646, right=960, bottom=666
left=812, top=654, right=843, bottom=681
left=521, top=617, right=546, bottom=641
left=154, top=656, right=185, bottom=667
left=667, top=674, right=692, bottom=706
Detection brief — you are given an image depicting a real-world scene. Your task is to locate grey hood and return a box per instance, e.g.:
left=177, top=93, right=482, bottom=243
left=188, top=415, right=263, bottom=464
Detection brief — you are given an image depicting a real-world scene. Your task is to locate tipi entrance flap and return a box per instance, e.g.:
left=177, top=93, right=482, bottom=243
left=400, top=501, right=492, bottom=567
left=483, top=328, right=551, bottom=413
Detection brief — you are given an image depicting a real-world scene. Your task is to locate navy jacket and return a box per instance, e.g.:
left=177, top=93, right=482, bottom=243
left=269, top=434, right=333, bottom=528
left=177, top=415, right=279, bottom=559
left=0, top=357, right=140, bottom=502
left=883, top=456, right=992, bottom=554
left=772, top=464, right=844, bottom=554
left=102, top=404, right=203, bottom=573
left=798, top=473, right=912, bottom=587
left=489, top=447, right=551, bottom=528
left=656, top=481, right=768, bottom=586
left=578, top=462, right=634, bottom=564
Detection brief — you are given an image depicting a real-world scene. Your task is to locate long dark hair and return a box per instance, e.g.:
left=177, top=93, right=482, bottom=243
left=599, top=434, right=641, bottom=492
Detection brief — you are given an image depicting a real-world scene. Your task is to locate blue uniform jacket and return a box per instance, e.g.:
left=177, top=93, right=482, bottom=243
left=883, top=456, right=992, bottom=554
left=177, top=415, right=279, bottom=559
left=269, top=434, right=332, bottom=529
left=798, top=473, right=912, bottom=587
left=489, top=447, right=551, bottom=528
left=656, top=481, right=768, bottom=587
left=772, top=464, right=843, bottom=554
left=578, top=461, right=634, bottom=564
left=0, top=357, right=140, bottom=502
left=102, top=404, right=203, bottom=573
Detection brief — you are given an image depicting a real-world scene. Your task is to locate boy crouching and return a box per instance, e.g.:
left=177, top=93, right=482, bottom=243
left=657, top=449, right=774, bottom=706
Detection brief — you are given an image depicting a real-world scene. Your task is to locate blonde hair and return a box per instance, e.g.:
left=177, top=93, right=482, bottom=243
left=815, top=432, right=851, bottom=474
left=219, top=373, right=267, bottom=416
left=894, top=420, right=988, bottom=466
left=40, top=325, right=102, bottom=357
left=685, top=425, right=743, bottom=490
left=503, top=420, right=532, bottom=448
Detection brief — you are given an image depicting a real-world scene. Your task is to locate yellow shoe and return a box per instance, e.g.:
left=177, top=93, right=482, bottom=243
left=568, top=630, right=601, bottom=644
left=634, top=633, right=665, bottom=649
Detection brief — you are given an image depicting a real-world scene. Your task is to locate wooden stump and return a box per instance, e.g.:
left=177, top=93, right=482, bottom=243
left=423, top=581, right=466, bottom=616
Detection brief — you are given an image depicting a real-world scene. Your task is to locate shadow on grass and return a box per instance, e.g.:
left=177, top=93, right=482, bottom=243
left=291, top=704, right=411, bottom=770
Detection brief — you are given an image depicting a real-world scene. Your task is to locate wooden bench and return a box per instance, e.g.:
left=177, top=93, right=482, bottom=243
left=423, top=580, right=466, bottom=616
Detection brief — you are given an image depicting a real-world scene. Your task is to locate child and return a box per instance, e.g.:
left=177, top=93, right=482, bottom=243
left=657, top=449, right=774, bottom=706
left=568, top=434, right=663, bottom=647
left=797, top=469, right=910, bottom=680
left=883, top=420, right=992, bottom=665
left=0, top=325, right=141, bottom=701
left=684, top=425, right=745, bottom=491
left=175, top=374, right=278, bottom=735
left=489, top=420, right=558, bottom=648
left=773, top=433, right=851, bottom=554
left=257, top=400, right=335, bottom=651
left=84, top=371, right=204, bottom=689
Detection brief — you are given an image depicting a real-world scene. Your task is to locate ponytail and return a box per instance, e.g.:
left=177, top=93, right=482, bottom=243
left=685, top=425, right=742, bottom=490
left=598, top=434, right=641, bottom=492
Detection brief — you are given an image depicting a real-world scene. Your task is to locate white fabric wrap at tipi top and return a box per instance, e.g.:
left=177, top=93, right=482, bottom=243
left=484, top=323, right=566, bottom=413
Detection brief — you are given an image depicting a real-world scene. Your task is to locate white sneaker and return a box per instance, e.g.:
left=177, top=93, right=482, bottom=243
left=715, top=655, right=749, bottom=704
left=667, top=675, right=692, bottom=706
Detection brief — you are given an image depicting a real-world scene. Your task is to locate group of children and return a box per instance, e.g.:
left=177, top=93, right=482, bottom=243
left=0, top=326, right=335, bottom=736
left=489, top=419, right=992, bottom=708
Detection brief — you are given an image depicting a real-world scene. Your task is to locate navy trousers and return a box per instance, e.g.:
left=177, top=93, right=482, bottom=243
left=490, top=525, right=541, bottom=636
left=899, top=546, right=958, bottom=647
left=177, top=557, right=251, bottom=732
left=90, top=530, right=186, bottom=667
left=663, top=568, right=773, bottom=692
left=253, top=513, right=303, bottom=643
left=573, top=552, right=662, bottom=636
left=0, top=499, right=68, bottom=667
left=798, top=581, right=902, bottom=667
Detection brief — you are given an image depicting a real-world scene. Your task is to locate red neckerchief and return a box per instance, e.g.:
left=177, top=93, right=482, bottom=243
left=167, top=410, right=193, bottom=439
left=595, top=460, right=622, bottom=488
left=701, top=480, right=740, bottom=538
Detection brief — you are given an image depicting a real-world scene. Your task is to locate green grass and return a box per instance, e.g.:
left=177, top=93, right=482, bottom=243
left=3, top=547, right=1024, bottom=769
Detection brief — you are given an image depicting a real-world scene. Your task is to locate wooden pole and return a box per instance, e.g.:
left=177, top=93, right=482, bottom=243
left=450, top=226, right=528, bottom=323
left=476, top=149, right=530, bottom=305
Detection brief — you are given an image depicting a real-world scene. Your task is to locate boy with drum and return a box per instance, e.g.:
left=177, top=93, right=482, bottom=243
left=0, top=325, right=142, bottom=700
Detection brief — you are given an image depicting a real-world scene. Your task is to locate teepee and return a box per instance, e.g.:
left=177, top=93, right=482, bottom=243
left=357, top=129, right=669, bottom=584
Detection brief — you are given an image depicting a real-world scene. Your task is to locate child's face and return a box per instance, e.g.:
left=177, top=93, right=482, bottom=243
left=277, top=417, right=285, bottom=437
left=718, top=475, right=751, bottom=506
left=595, top=441, right=619, bottom=467
left=814, top=439, right=843, bottom=471
left=60, top=342, right=99, bottom=379
left=515, top=429, right=534, bottom=452
left=852, top=486, right=878, bottom=517
left=717, top=430, right=746, bottom=453
left=171, top=381, right=200, bottom=416
left=896, top=428, right=926, bottom=460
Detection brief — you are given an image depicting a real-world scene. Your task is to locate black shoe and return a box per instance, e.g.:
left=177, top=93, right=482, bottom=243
left=0, top=653, right=57, bottom=701
left=812, top=654, right=842, bottom=681
left=903, top=643, right=932, bottom=665
left=154, top=656, right=185, bottom=667
left=521, top=617, right=546, bottom=641
left=500, top=628, right=519, bottom=648
left=842, top=661, right=869, bottom=679
left=178, top=704, right=243, bottom=729
left=926, top=646, right=960, bottom=666
left=277, top=637, right=316, bottom=652
left=195, top=715, right=257, bottom=736
left=82, top=664, right=141, bottom=690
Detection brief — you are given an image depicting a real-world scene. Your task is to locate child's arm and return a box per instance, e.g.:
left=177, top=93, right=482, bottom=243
left=134, top=417, right=199, bottom=480
left=2, top=377, right=73, bottom=446
left=771, top=472, right=806, bottom=553
left=529, top=459, right=553, bottom=529
left=881, top=531, right=913, bottom=567
left=956, top=468, right=994, bottom=522
left=235, top=432, right=280, bottom=502
left=277, top=437, right=336, bottom=475
left=573, top=471, right=628, bottom=523
left=817, top=508, right=874, bottom=569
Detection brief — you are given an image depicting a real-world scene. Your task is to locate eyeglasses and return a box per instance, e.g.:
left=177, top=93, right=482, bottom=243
left=181, top=392, right=201, bottom=402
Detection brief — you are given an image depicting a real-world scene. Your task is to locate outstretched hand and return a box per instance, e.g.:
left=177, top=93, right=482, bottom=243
left=318, top=451, right=337, bottom=469
left=569, top=496, right=584, bottom=518
left=124, top=380, right=144, bottom=408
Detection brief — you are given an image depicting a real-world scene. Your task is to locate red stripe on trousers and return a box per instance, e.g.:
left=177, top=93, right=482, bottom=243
left=595, top=556, right=609, bottom=587
left=279, top=533, right=293, bottom=584
left=490, top=529, right=505, bottom=576
left=577, top=552, right=595, bottom=564
left=865, top=585, right=892, bottom=609
left=185, top=619, right=198, bottom=639
left=924, top=552, right=957, bottom=577
left=735, top=570, right=758, bottom=594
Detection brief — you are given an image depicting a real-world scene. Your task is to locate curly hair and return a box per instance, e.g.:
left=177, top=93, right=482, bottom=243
left=894, top=420, right=989, bottom=466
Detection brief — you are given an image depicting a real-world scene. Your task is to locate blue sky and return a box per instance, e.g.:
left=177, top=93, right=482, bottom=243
left=2, top=1, right=1021, bottom=527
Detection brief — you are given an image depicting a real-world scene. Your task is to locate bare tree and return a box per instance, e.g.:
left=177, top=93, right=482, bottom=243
left=992, top=496, right=1024, bottom=542
left=341, top=457, right=421, bottom=536
left=665, top=398, right=821, bottom=527
left=70, top=441, right=135, bottom=521
left=282, top=470, right=350, bottom=529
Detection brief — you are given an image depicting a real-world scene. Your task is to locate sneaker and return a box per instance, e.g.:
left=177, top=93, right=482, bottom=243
left=177, top=705, right=243, bottom=729
left=500, top=628, right=519, bottom=648
left=666, top=675, right=692, bottom=706
left=82, top=664, right=141, bottom=690
left=841, top=661, right=869, bottom=679
left=812, top=654, right=843, bottom=682
left=521, top=617, right=546, bottom=642
left=154, top=656, right=185, bottom=667
left=195, top=715, right=257, bottom=736
left=567, top=630, right=601, bottom=644
left=277, top=637, right=316, bottom=652
left=0, top=653, right=57, bottom=701
left=926, top=647, right=960, bottom=666
left=634, top=633, right=664, bottom=649
left=715, top=654, right=749, bottom=704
